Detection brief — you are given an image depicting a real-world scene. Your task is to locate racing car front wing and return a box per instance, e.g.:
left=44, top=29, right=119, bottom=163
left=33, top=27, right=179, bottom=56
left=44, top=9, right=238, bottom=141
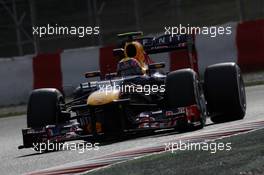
left=18, top=103, right=202, bottom=150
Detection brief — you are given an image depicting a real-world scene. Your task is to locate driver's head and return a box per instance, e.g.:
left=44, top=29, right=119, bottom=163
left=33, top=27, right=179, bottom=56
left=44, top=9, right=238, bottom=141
left=124, top=41, right=146, bottom=66
left=116, top=41, right=147, bottom=76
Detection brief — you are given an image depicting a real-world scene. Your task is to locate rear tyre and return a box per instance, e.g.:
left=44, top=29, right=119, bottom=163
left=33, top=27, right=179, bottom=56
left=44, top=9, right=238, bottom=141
left=27, top=88, right=64, bottom=128
left=204, top=62, right=246, bottom=123
left=166, top=69, right=206, bottom=131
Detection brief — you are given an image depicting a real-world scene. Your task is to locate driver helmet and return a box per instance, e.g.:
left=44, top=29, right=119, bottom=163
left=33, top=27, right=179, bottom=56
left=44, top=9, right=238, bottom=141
left=124, top=41, right=148, bottom=73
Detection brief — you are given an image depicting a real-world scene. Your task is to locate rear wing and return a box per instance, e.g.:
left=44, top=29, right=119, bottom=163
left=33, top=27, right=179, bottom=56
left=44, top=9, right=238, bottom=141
left=137, top=34, right=193, bottom=54
left=117, top=32, right=194, bottom=54
left=115, top=31, right=196, bottom=70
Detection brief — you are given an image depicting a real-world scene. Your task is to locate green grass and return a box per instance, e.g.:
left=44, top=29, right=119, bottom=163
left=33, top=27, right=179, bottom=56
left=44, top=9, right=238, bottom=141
left=86, top=128, right=264, bottom=175
left=0, top=111, right=26, bottom=118
left=245, top=81, right=264, bottom=87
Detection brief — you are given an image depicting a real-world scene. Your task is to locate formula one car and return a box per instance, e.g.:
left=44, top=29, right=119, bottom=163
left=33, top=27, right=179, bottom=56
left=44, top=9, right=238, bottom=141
left=18, top=32, right=246, bottom=151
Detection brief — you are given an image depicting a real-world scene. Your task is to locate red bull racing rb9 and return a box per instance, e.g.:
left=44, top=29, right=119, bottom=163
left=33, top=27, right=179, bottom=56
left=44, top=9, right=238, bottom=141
left=18, top=32, right=246, bottom=151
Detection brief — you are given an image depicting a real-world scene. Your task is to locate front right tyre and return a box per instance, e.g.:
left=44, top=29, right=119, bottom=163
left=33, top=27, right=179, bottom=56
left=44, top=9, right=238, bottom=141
left=27, top=88, right=64, bottom=128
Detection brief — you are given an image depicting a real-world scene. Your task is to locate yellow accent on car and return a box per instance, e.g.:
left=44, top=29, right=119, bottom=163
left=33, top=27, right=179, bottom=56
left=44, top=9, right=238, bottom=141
left=86, top=122, right=102, bottom=133
left=87, top=90, right=120, bottom=106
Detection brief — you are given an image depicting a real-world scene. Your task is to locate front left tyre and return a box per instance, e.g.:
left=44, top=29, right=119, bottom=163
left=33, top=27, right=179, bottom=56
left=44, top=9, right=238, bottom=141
left=165, top=68, right=207, bottom=131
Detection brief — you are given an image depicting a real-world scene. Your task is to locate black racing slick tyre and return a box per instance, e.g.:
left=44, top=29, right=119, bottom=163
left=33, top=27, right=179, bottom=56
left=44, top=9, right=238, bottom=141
left=204, top=62, right=246, bottom=123
left=166, top=69, right=206, bottom=131
left=27, top=88, right=64, bottom=128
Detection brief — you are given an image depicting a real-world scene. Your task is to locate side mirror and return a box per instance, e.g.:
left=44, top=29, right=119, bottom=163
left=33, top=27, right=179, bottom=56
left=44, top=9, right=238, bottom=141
left=84, top=71, right=101, bottom=78
left=113, top=48, right=125, bottom=61
left=148, top=62, right=165, bottom=70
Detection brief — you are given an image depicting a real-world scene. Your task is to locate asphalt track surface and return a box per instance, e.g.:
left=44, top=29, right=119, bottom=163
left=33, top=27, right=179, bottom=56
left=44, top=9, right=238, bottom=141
left=0, top=85, right=264, bottom=175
